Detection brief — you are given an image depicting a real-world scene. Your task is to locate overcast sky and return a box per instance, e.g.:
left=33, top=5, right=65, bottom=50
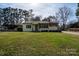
left=0, top=3, right=77, bottom=21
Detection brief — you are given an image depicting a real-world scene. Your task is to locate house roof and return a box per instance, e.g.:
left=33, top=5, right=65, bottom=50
left=22, top=21, right=58, bottom=24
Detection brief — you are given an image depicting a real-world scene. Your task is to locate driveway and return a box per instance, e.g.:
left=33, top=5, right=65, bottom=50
left=63, top=31, right=79, bottom=35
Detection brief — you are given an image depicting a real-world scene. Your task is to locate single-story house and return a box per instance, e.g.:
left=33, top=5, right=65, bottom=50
left=22, top=21, right=59, bottom=32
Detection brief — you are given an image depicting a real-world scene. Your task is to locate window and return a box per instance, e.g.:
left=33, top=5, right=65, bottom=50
left=26, top=25, right=31, bottom=28
left=39, top=23, right=48, bottom=28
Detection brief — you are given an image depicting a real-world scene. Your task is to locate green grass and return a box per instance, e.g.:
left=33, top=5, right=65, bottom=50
left=0, top=32, right=79, bottom=56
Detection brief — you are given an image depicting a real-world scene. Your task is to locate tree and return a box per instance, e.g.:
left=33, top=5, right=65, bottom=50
left=76, top=8, right=79, bottom=16
left=23, top=10, right=29, bottom=22
left=27, top=9, right=34, bottom=21
left=42, top=16, right=58, bottom=23
left=76, top=3, right=79, bottom=22
left=0, top=8, right=3, bottom=26
left=0, top=7, right=30, bottom=30
left=33, top=16, right=41, bottom=21
left=42, top=17, right=48, bottom=21
left=57, top=6, right=71, bottom=30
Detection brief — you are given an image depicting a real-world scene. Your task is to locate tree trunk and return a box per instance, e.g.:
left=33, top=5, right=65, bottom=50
left=62, top=23, right=66, bottom=31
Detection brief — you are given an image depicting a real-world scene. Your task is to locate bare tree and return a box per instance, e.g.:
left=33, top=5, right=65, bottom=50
left=57, top=6, right=71, bottom=30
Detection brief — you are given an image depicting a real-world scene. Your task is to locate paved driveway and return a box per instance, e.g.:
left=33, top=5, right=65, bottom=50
left=63, top=31, right=79, bottom=35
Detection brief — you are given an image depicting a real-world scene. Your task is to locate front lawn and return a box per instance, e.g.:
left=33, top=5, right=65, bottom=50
left=0, top=32, right=79, bottom=56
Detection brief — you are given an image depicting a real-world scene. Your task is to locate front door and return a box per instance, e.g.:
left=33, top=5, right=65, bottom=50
left=35, top=24, right=38, bottom=32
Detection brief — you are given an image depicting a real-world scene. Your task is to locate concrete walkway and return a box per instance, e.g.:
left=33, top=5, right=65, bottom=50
left=63, top=31, right=79, bottom=35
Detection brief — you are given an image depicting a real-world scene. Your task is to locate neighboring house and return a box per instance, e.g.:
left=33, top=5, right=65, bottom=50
left=70, top=22, right=79, bottom=28
left=22, top=21, right=59, bottom=32
left=68, top=22, right=79, bottom=31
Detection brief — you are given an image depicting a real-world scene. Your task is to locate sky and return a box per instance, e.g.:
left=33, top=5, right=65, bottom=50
left=0, top=3, right=77, bottom=22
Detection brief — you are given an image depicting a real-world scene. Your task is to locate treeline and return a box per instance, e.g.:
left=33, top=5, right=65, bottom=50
left=0, top=7, right=31, bottom=26
left=0, top=5, right=78, bottom=30
left=0, top=7, right=58, bottom=25
left=0, top=7, right=59, bottom=30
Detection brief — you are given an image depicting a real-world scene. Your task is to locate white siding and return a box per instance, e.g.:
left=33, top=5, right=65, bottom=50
left=38, top=28, right=49, bottom=31
left=23, top=24, right=32, bottom=32
left=49, top=26, right=58, bottom=30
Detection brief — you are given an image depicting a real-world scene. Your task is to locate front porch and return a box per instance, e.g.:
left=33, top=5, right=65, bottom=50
left=32, top=22, right=49, bottom=32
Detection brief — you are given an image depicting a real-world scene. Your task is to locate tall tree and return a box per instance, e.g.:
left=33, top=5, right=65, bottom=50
left=33, top=16, right=41, bottom=21
left=57, top=6, right=71, bottom=30
left=0, top=8, right=3, bottom=26
left=42, top=16, right=53, bottom=22
left=0, top=7, right=30, bottom=30
left=76, top=3, right=79, bottom=22
left=23, top=10, right=29, bottom=22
